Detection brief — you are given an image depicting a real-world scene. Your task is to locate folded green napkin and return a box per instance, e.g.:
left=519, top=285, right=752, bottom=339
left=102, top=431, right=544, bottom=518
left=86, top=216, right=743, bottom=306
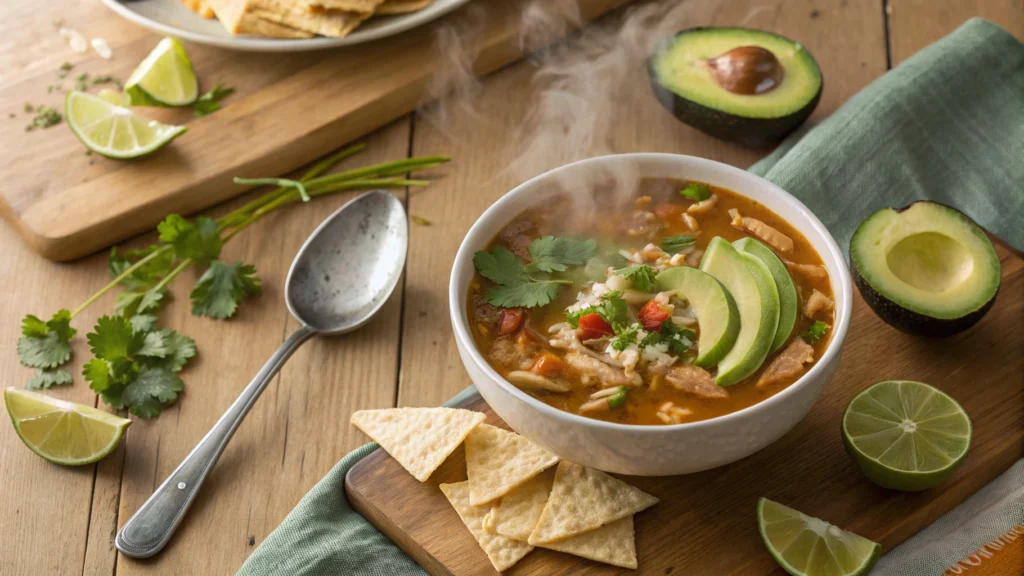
left=238, top=18, right=1023, bottom=576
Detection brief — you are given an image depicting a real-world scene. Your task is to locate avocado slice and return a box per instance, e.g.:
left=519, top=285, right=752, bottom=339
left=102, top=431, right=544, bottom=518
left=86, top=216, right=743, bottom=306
left=699, top=237, right=780, bottom=386
left=655, top=266, right=740, bottom=367
left=734, top=237, right=798, bottom=353
left=648, top=27, right=822, bottom=147
left=851, top=201, right=1001, bottom=337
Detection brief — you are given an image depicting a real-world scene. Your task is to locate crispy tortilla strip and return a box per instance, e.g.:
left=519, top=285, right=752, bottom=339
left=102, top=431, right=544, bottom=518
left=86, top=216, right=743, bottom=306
left=207, top=0, right=314, bottom=37
left=307, top=0, right=384, bottom=12
left=251, top=0, right=369, bottom=37
left=528, top=461, right=658, bottom=545
left=466, top=424, right=560, bottom=506
left=440, top=482, right=534, bottom=572
left=482, top=468, right=555, bottom=541
left=351, top=407, right=484, bottom=482
left=539, top=516, right=637, bottom=569
left=375, top=0, right=433, bottom=14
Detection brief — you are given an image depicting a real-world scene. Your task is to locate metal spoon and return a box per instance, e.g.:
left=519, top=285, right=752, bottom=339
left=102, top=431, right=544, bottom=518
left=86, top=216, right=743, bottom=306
left=115, top=190, right=408, bottom=558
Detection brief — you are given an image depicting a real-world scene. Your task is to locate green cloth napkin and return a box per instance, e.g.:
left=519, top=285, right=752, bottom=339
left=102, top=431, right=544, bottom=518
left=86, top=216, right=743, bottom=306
left=238, top=18, right=1023, bottom=576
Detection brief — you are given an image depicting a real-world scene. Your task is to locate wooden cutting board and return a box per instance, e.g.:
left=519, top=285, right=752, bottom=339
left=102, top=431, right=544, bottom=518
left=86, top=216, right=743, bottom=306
left=0, top=0, right=631, bottom=261
left=346, top=242, right=1024, bottom=575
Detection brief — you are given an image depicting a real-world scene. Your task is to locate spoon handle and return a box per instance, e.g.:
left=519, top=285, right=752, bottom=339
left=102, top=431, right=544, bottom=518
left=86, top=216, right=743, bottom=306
left=115, top=324, right=317, bottom=558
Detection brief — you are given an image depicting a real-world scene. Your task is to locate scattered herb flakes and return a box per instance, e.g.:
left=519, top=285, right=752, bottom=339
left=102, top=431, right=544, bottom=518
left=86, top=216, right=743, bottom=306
left=613, top=264, right=657, bottom=293
left=680, top=182, right=712, bottom=202
left=27, top=368, right=74, bottom=390
left=91, top=75, right=123, bottom=89
left=75, top=73, right=90, bottom=91
left=803, top=321, right=829, bottom=344
left=24, top=105, right=62, bottom=131
left=57, top=61, right=73, bottom=79
left=410, top=215, right=432, bottom=226
left=193, top=81, right=235, bottom=118
left=24, top=103, right=33, bottom=113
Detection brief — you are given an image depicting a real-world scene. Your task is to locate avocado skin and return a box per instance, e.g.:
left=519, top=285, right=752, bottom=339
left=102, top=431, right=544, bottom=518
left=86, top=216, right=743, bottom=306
left=852, top=264, right=998, bottom=338
left=647, top=28, right=822, bottom=148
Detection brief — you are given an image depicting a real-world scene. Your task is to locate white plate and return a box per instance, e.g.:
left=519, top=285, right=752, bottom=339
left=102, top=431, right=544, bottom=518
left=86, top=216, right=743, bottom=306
left=100, top=0, right=471, bottom=52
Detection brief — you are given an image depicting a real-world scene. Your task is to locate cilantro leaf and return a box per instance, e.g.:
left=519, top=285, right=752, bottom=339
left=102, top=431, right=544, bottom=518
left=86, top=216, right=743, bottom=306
left=147, top=331, right=196, bottom=373
left=120, top=367, right=184, bottom=418
left=527, top=237, right=597, bottom=273
left=803, top=321, right=830, bottom=344
left=486, top=282, right=562, bottom=308
left=114, top=289, right=164, bottom=318
left=190, top=260, right=262, bottom=319
left=18, top=332, right=72, bottom=369
left=83, top=358, right=116, bottom=393
left=661, top=234, right=696, bottom=254
left=473, top=246, right=527, bottom=286
left=26, top=368, right=73, bottom=390
left=21, top=315, right=49, bottom=338
left=129, top=314, right=158, bottom=334
left=109, top=246, right=175, bottom=292
left=640, top=323, right=695, bottom=355
left=610, top=323, right=641, bottom=351
left=613, top=265, right=657, bottom=293
left=597, top=291, right=628, bottom=325
left=158, top=215, right=223, bottom=264
left=137, top=330, right=171, bottom=358
left=680, top=183, right=711, bottom=201
left=87, top=315, right=143, bottom=361
left=193, top=81, right=234, bottom=118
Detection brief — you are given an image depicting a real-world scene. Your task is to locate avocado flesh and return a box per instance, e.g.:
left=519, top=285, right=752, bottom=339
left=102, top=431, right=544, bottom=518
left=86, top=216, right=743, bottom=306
left=734, top=237, right=798, bottom=353
left=655, top=266, right=740, bottom=368
left=700, top=237, right=780, bottom=386
left=851, top=201, right=1001, bottom=337
left=649, top=27, right=822, bottom=147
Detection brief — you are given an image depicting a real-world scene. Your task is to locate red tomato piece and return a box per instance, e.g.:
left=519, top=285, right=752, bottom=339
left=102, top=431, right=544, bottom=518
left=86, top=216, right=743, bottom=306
left=497, top=309, right=526, bottom=336
left=531, top=352, right=565, bottom=377
left=638, top=300, right=670, bottom=332
left=576, top=313, right=614, bottom=341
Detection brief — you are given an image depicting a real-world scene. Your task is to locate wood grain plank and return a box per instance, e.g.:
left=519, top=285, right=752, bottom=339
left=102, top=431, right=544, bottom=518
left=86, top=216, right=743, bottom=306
left=889, top=0, right=1024, bottom=64
left=400, top=0, right=887, bottom=408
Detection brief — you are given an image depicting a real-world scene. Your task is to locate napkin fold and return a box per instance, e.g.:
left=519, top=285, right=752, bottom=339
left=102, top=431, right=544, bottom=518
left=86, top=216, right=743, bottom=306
left=238, top=18, right=1024, bottom=576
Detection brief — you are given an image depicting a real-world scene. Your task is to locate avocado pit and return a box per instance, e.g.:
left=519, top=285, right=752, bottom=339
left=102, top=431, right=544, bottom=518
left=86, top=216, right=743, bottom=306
left=707, top=45, right=784, bottom=95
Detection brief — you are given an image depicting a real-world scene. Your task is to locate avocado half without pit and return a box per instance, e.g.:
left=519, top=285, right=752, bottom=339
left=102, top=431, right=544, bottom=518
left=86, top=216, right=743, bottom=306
left=851, top=201, right=1001, bottom=337
left=648, top=27, right=822, bottom=147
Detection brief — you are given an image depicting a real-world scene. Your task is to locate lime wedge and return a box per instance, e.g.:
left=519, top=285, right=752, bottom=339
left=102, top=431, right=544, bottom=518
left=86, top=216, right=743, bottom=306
left=125, top=37, right=199, bottom=107
left=5, top=388, right=131, bottom=466
left=97, top=88, right=132, bottom=107
left=843, top=380, right=971, bottom=491
left=65, top=91, right=187, bottom=159
left=758, top=498, right=881, bottom=576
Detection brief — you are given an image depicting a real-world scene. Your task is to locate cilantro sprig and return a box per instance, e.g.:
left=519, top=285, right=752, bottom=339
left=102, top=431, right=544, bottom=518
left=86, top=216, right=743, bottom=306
left=680, top=183, right=712, bottom=201
left=565, top=290, right=628, bottom=327
left=803, top=321, right=830, bottom=344
left=661, top=234, right=696, bottom=254
left=474, top=237, right=596, bottom=308
left=613, top=265, right=657, bottom=293
left=640, top=322, right=695, bottom=356
left=193, top=81, right=235, bottom=118
left=610, top=322, right=641, bottom=351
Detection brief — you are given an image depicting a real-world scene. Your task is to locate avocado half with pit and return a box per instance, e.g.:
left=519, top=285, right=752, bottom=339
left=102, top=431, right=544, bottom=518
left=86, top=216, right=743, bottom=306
left=648, top=27, right=822, bottom=147
left=851, top=202, right=1001, bottom=337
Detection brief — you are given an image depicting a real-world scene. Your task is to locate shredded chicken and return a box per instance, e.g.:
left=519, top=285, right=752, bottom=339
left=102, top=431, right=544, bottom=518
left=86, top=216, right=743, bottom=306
left=665, top=365, right=728, bottom=399
left=785, top=260, right=829, bottom=280
left=635, top=196, right=652, bottom=208
left=656, top=401, right=693, bottom=424
left=683, top=213, right=700, bottom=233
left=687, top=248, right=704, bottom=268
left=579, top=398, right=612, bottom=413
left=757, top=339, right=815, bottom=389
left=687, top=194, right=719, bottom=215
left=805, top=289, right=834, bottom=317
left=565, top=351, right=640, bottom=388
left=641, top=243, right=666, bottom=261
left=506, top=371, right=571, bottom=393
left=669, top=253, right=687, bottom=267
left=728, top=208, right=794, bottom=252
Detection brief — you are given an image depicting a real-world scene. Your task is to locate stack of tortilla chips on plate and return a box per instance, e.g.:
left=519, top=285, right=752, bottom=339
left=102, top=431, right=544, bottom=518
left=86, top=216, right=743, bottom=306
left=352, top=408, right=659, bottom=571
left=189, top=0, right=434, bottom=38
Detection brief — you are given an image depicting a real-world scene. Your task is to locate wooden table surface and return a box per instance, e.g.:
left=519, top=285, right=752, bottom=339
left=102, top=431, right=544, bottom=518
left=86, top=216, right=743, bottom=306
left=1, top=1, right=1021, bottom=575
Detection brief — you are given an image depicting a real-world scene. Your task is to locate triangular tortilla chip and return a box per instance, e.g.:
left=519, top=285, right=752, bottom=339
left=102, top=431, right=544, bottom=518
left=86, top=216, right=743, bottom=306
left=440, top=482, right=533, bottom=572
left=465, top=424, right=560, bottom=506
left=307, top=0, right=383, bottom=11
left=482, top=468, right=555, bottom=541
left=375, top=0, right=432, bottom=15
left=249, top=0, right=368, bottom=37
left=207, top=0, right=315, bottom=37
left=351, top=407, right=484, bottom=482
left=539, top=516, right=637, bottom=569
left=528, top=461, right=658, bottom=544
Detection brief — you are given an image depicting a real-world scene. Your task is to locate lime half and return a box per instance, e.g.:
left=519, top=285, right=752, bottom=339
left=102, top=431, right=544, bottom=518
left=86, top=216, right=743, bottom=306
left=843, top=380, right=971, bottom=491
left=125, top=37, right=199, bottom=107
left=5, top=388, right=131, bottom=466
left=65, top=91, right=187, bottom=159
left=758, top=498, right=881, bottom=576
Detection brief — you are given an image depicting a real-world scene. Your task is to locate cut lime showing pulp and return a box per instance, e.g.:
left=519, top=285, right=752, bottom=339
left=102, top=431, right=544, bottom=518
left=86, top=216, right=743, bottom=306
left=758, top=498, right=881, bottom=576
left=843, top=380, right=971, bottom=491
left=125, top=37, right=199, bottom=107
left=98, top=88, right=132, bottom=107
left=5, top=388, right=130, bottom=466
left=66, top=91, right=187, bottom=159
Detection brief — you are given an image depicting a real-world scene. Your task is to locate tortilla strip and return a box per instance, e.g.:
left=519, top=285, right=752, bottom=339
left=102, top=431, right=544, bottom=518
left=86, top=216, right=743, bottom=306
left=206, top=0, right=315, bottom=38
left=375, top=0, right=433, bottom=14
left=250, top=0, right=369, bottom=37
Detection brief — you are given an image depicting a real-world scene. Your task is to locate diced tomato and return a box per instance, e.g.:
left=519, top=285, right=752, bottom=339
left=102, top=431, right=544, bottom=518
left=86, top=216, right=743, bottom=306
left=654, top=203, right=684, bottom=220
left=531, top=352, right=565, bottom=377
left=638, top=300, right=670, bottom=332
left=576, top=313, right=614, bottom=341
left=497, top=309, right=526, bottom=336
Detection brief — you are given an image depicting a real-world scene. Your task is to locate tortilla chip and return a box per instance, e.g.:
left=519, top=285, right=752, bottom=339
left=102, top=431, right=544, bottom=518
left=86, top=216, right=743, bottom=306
left=374, top=0, right=432, bottom=15
left=528, top=461, right=658, bottom=544
left=482, top=468, right=555, bottom=541
left=440, top=482, right=534, bottom=572
left=307, top=0, right=383, bottom=12
left=465, top=424, right=560, bottom=506
left=351, top=407, right=484, bottom=482
left=250, top=0, right=368, bottom=37
left=539, top=516, right=637, bottom=569
left=207, top=0, right=315, bottom=37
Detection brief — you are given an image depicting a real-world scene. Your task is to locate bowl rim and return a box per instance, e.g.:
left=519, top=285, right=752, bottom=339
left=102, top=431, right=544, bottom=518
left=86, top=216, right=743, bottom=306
left=449, top=152, right=853, bottom=433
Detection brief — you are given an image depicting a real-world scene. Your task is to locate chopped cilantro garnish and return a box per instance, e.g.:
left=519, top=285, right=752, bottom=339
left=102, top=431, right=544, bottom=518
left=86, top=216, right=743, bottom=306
left=613, top=264, right=657, bottom=293
left=680, top=183, right=712, bottom=201
left=803, top=321, right=829, bottom=344
left=473, top=236, right=594, bottom=308
left=661, top=234, right=696, bottom=254
left=610, top=322, right=641, bottom=351
left=640, top=322, right=695, bottom=355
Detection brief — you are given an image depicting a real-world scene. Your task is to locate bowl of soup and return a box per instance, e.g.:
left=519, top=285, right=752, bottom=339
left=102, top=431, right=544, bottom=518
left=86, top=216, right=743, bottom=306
left=449, top=153, right=852, bottom=475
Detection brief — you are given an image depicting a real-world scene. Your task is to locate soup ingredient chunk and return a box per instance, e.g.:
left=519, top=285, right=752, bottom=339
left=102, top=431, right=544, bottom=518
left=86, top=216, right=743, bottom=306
left=350, top=407, right=484, bottom=482
left=805, top=289, right=833, bottom=318
left=564, top=350, right=640, bottom=388
left=756, top=338, right=814, bottom=389
left=758, top=498, right=881, bottom=576
left=729, top=208, right=794, bottom=253
left=465, top=423, right=560, bottom=506
left=440, top=481, right=534, bottom=572
left=665, top=364, right=727, bottom=399
left=803, top=321, right=830, bottom=344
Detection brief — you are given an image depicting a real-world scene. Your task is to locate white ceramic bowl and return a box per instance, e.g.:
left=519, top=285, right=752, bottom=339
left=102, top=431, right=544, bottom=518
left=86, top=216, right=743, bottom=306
left=449, top=153, right=852, bottom=476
